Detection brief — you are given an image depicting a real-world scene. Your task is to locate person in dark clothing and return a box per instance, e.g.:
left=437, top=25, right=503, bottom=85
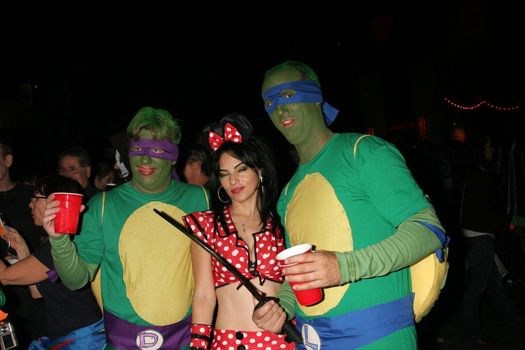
left=0, top=140, right=47, bottom=254
left=0, top=175, right=105, bottom=349
left=500, top=126, right=525, bottom=285
left=0, top=139, right=47, bottom=347
left=458, top=133, right=522, bottom=346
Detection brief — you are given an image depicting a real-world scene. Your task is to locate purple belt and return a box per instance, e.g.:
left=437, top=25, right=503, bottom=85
left=104, top=310, right=191, bottom=349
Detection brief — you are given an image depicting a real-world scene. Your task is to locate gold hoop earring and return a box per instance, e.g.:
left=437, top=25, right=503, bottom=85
left=217, top=186, right=230, bottom=204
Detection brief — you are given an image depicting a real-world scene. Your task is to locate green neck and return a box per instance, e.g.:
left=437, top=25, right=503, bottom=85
left=297, top=128, right=334, bottom=164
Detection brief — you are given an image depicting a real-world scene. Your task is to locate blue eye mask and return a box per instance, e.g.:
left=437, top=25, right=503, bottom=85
left=261, top=80, right=339, bottom=126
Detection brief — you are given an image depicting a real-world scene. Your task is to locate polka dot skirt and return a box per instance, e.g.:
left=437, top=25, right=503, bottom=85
left=211, top=328, right=295, bottom=350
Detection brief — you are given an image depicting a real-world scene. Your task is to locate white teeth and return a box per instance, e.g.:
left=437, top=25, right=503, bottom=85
left=282, top=120, right=294, bottom=127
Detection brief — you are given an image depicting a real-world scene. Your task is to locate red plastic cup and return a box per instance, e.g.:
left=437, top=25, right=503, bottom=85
left=53, top=192, right=83, bottom=234
left=276, top=243, right=323, bottom=306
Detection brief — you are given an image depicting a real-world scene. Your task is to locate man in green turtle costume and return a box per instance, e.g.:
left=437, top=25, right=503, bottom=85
left=42, top=107, right=209, bottom=349
left=252, top=61, right=448, bottom=349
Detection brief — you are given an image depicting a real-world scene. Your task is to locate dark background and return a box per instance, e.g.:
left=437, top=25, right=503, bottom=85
left=1, top=2, right=523, bottom=182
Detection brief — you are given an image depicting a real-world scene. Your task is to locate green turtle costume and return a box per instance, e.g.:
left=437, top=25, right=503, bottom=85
left=48, top=107, right=209, bottom=350
left=261, top=61, right=448, bottom=349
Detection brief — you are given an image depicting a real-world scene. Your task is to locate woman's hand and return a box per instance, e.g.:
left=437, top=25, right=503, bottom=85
left=252, top=299, right=287, bottom=334
left=1, top=227, right=30, bottom=259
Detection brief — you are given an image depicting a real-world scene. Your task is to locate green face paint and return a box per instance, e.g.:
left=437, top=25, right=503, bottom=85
left=130, top=130, right=174, bottom=194
left=262, top=69, right=325, bottom=147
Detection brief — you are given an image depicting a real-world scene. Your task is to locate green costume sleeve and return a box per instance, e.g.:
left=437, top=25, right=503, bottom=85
left=337, top=207, right=444, bottom=284
left=50, top=235, right=99, bottom=290
left=277, top=280, right=296, bottom=319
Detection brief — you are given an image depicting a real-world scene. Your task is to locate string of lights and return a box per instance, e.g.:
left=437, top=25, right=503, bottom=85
left=444, top=97, right=520, bottom=111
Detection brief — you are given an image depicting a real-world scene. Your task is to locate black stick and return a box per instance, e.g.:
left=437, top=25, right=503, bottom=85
left=154, top=208, right=303, bottom=344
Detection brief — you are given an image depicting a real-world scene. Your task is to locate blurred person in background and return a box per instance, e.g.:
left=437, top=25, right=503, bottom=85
left=0, top=138, right=47, bottom=347
left=0, top=175, right=104, bottom=349
left=57, top=146, right=97, bottom=201
left=93, top=162, right=117, bottom=191
left=182, top=144, right=210, bottom=188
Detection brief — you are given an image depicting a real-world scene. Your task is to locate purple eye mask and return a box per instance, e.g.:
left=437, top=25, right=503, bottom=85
left=128, top=139, right=179, bottom=161
left=262, top=80, right=339, bottom=126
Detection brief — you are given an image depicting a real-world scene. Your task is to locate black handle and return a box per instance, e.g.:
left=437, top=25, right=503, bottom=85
left=254, top=297, right=303, bottom=344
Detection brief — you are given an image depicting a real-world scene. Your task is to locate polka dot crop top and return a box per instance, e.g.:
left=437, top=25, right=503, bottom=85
left=182, top=206, right=285, bottom=288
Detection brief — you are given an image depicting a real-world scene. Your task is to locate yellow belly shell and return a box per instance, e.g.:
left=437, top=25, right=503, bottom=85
left=285, top=173, right=353, bottom=316
left=119, top=202, right=193, bottom=325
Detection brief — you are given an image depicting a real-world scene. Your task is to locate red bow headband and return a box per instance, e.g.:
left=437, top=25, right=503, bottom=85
left=208, top=122, right=243, bottom=151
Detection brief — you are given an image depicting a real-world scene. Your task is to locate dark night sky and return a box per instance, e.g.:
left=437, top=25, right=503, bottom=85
left=1, top=3, right=523, bottom=180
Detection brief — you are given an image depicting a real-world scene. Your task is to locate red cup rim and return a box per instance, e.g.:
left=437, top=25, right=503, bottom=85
left=52, top=192, right=84, bottom=197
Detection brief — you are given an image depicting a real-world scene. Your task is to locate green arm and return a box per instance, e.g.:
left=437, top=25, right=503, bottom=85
left=337, top=207, right=444, bottom=284
left=276, top=280, right=296, bottom=319
left=49, top=235, right=99, bottom=290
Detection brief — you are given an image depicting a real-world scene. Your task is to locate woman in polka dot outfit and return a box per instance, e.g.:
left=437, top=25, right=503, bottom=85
left=183, top=113, right=295, bottom=350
